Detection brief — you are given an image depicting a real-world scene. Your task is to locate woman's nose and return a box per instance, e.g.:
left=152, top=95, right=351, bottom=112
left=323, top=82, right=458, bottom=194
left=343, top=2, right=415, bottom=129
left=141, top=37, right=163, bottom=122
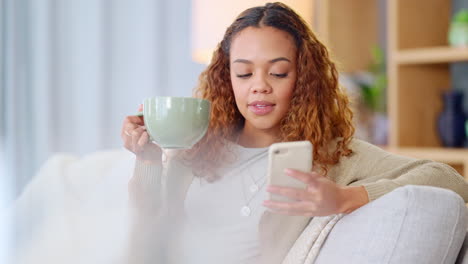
left=250, top=75, right=272, bottom=94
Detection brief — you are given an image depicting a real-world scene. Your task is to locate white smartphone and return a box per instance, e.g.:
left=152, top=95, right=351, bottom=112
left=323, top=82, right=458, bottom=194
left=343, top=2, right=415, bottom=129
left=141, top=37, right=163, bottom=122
left=267, top=141, right=313, bottom=202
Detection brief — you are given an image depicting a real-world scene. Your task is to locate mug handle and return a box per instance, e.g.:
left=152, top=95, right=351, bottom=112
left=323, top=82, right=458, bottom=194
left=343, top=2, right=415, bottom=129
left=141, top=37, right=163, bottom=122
left=136, top=104, right=143, bottom=116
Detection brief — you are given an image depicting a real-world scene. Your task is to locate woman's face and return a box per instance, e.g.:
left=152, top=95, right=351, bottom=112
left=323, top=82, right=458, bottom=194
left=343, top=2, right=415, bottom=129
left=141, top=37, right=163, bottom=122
left=230, top=26, right=297, bottom=134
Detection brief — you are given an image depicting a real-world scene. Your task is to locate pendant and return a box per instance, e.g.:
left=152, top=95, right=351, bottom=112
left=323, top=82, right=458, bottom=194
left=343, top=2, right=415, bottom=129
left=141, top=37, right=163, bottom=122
left=241, top=206, right=251, bottom=216
left=249, top=184, right=259, bottom=193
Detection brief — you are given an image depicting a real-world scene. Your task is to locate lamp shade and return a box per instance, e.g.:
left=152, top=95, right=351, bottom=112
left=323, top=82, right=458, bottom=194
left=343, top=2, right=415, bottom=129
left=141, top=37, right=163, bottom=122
left=191, top=0, right=313, bottom=64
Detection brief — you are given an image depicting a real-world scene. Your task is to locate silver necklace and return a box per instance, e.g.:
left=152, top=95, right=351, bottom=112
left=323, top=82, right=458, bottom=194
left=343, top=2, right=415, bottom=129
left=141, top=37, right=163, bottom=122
left=240, top=167, right=267, bottom=216
left=246, top=166, right=266, bottom=193
left=236, top=133, right=264, bottom=193
left=234, top=133, right=268, bottom=217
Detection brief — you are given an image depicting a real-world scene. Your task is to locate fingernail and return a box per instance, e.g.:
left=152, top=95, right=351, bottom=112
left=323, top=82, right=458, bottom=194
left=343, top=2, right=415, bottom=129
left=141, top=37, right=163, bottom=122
left=284, top=168, right=293, bottom=174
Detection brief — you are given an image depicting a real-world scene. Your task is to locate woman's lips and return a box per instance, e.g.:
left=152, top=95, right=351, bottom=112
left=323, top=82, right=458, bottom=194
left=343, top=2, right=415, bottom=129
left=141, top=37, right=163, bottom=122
left=248, top=101, right=275, bottom=115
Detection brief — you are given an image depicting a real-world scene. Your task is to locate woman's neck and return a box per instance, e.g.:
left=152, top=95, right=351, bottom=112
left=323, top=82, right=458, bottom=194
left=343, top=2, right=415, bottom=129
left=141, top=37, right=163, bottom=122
left=237, top=125, right=280, bottom=148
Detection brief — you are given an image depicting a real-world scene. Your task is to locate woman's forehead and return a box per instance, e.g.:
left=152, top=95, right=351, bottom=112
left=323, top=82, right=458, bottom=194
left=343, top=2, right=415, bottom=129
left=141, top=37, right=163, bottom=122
left=230, top=26, right=297, bottom=63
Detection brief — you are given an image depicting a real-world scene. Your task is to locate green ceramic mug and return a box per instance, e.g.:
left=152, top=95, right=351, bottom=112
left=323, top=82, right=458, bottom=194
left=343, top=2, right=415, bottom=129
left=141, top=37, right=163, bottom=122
left=137, top=97, right=211, bottom=149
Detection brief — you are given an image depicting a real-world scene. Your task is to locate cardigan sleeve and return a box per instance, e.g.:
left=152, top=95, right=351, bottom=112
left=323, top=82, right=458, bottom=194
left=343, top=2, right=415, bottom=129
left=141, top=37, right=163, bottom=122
left=336, top=139, right=468, bottom=202
left=128, top=160, right=163, bottom=212
left=124, top=160, right=167, bottom=264
left=125, top=150, right=191, bottom=264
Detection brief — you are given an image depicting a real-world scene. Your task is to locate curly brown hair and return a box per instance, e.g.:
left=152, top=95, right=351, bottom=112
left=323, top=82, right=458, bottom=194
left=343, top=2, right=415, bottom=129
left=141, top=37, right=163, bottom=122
left=184, top=2, right=354, bottom=181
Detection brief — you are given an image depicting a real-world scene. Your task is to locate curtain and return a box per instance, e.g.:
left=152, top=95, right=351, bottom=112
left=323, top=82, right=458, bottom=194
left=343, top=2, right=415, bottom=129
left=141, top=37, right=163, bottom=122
left=0, top=0, right=204, bottom=202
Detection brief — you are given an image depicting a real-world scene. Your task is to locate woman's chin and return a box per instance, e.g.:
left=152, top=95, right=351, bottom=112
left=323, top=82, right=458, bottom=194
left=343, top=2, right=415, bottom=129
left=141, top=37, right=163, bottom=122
left=245, top=119, right=280, bottom=132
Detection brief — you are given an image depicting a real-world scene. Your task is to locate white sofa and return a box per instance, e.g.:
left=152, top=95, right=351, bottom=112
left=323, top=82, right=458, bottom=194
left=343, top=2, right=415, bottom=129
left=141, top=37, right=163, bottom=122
left=3, top=149, right=467, bottom=264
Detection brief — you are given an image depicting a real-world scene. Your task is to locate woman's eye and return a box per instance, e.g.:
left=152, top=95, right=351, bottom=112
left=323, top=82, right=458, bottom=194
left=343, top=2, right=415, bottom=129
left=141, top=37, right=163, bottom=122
left=236, top=73, right=252, bottom=78
left=271, top=73, right=288, bottom=78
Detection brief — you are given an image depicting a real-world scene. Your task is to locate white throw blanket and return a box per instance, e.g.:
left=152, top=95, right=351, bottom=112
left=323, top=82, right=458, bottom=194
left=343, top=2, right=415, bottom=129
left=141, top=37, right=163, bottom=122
left=283, top=214, right=344, bottom=264
left=4, top=149, right=345, bottom=264
left=2, top=149, right=134, bottom=264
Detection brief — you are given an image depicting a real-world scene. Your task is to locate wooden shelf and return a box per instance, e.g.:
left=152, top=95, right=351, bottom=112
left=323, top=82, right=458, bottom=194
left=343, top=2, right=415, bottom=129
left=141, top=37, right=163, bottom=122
left=395, top=46, right=468, bottom=65
left=386, top=147, right=468, bottom=163
left=385, top=147, right=468, bottom=178
left=313, top=0, right=378, bottom=73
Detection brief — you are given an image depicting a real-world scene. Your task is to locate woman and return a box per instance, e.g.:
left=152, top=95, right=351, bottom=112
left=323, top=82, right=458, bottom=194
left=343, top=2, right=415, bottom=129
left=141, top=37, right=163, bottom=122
left=121, top=3, right=468, bottom=264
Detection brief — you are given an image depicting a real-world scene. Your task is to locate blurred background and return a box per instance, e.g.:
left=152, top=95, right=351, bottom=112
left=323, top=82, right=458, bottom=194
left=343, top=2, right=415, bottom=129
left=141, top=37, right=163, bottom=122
left=0, top=0, right=206, bottom=206
left=0, top=0, right=468, bottom=203
left=1, top=0, right=468, bottom=224
left=2, top=0, right=468, bottom=262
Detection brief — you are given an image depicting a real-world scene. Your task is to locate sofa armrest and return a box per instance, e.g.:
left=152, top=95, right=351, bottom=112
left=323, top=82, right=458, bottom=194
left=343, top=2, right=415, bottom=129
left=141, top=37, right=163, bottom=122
left=456, top=228, right=468, bottom=264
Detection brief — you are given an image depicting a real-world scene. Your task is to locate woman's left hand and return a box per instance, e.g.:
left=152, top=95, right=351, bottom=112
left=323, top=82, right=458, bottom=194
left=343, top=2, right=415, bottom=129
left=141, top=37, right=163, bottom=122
left=263, top=168, right=369, bottom=217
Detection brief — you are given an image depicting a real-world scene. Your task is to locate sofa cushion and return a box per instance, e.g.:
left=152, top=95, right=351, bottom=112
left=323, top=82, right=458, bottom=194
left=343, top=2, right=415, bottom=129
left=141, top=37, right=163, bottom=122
left=456, top=229, right=468, bottom=264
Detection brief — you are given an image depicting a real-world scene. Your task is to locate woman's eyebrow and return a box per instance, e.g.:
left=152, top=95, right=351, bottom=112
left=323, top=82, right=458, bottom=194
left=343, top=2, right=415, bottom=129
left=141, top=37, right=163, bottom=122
left=232, top=59, right=253, bottom=64
left=232, top=57, right=291, bottom=64
left=269, top=57, right=291, bottom=63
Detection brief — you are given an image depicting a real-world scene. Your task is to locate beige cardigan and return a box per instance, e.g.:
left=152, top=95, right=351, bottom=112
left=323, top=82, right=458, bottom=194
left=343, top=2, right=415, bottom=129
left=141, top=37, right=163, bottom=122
left=127, top=139, right=468, bottom=264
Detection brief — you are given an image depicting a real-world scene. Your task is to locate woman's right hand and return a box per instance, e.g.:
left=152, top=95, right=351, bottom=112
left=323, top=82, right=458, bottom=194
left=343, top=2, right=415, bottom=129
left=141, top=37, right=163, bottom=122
left=121, top=115, right=162, bottom=164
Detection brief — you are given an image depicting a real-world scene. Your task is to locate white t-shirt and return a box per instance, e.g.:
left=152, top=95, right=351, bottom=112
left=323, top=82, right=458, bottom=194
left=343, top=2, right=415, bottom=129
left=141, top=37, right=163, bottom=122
left=176, top=144, right=269, bottom=264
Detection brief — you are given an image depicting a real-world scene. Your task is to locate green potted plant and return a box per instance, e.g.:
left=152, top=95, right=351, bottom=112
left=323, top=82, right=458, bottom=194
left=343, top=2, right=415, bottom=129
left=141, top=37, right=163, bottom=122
left=352, top=45, right=388, bottom=145
left=360, top=45, right=387, bottom=114
left=449, top=9, right=468, bottom=47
